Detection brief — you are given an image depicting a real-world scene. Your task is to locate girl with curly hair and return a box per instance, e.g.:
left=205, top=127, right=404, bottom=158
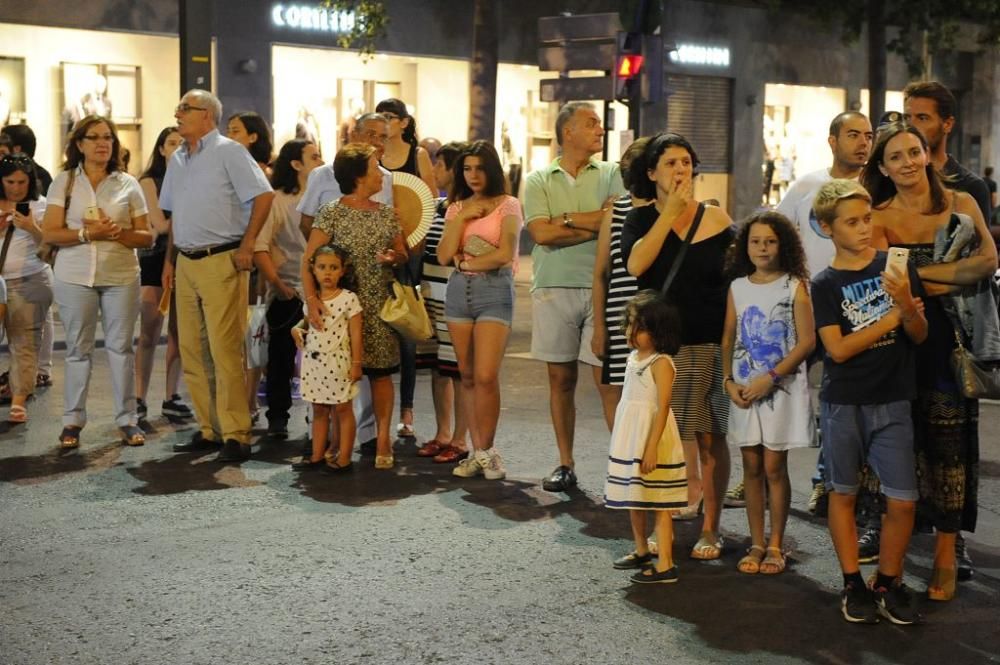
left=721, top=211, right=815, bottom=575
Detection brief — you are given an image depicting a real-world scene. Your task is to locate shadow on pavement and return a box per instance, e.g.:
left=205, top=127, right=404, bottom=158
left=0, top=441, right=122, bottom=485
left=624, top=554, right=1000, bottom=664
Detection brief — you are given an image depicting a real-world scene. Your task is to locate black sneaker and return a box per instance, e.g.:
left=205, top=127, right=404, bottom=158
left=268, top=417, right=289, bottom=440
left=542, top=465, right=578, bottom=492
left=162, top=394, right=194, bottom=420
left=136, top=397, right=148, bottom=421
left=857, top=527, right=880, bottom=564
left=873, top=581, right=922, bottom=625
left=841, top=582, right=879, bottom=624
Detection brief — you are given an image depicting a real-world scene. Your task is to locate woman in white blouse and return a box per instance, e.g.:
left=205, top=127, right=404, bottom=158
left=0, top=153, right=52, bottom=424
left=41, top=116, right=153, bottom=449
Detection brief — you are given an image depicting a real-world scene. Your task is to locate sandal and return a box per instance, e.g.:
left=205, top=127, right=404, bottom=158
left=374, top=455, right=394, bottom=470
left=738, top=545, right=766, bottom=574
left=927, top=566, right=957, bottom=601
left=672, top=500, right=703, bottom=521
left=35, top=373, right=53, bottom=388
left=690, top=533, right=724, bottom=560
left=120, top=425, right=146, bottom=446
left=760, top=546, right=787, bottom=575
left=416, top=439, right=446, bottom=457
left=7, top=404, right=27, bottom=424
left=324, top=460, right=354, bottom=474
left=433, top=445, right=469, bottom=464
left=396, top=422, right=415, bottom=438
left=59, top=426, right=82, bottom=449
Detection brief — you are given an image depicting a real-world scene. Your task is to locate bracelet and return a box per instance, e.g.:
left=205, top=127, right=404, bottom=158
left=78, top=227, right=88, bottom=243
left=306, top=295, right=319, bottom=302
left=767, top=368, right=781, bottom=384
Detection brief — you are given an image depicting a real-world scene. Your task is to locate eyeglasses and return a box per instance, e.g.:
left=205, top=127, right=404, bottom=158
left=0, top=154, right=33, bottom=167
left=175, top=103, right=208, bottom=114
left=360, top=130, right=388, bottom=143
left=83, top=134, right=115, bottom=143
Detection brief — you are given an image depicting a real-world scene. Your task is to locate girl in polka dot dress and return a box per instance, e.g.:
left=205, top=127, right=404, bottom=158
left=292, top=245, right=363, bottom=471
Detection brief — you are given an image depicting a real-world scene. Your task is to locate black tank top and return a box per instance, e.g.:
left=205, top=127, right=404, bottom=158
left=382, top=142, right=419, bottom=176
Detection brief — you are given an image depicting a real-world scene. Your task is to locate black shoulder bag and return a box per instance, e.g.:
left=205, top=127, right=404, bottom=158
left=658, top=202, right=706, bottom=298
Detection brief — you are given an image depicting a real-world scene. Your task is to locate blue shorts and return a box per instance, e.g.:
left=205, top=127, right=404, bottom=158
left=445, top=268, right=514, bottom=326
left=820, top=400, right=918, bottom=501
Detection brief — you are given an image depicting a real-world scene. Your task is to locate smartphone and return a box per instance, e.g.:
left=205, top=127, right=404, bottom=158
left=886, top=247, right=910, bottom=277
left=15, top=202, right=30, bottom=216
left=85, top=206, right=101, bottom=221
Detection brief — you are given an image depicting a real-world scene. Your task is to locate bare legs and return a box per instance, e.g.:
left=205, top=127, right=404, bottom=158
left=449, top=321, right=509, bottom=451
left=370, top=375, right=394, bottom=457
left=698, top=432, right=730, bottom=541
left=308, top=401, right=355, bottom=466
left=828, top=492, right=914, bottom=578
left=630, top=510, right=675, bottom=573
left=682, top=438, right=703, bottom=508
left=136, top=285, right=182, bottom=405
left=592, top=364, right=621, bottom=432
left=741, top=446, right=792, bottom=555
left=430, top=371, right=468, bottom=450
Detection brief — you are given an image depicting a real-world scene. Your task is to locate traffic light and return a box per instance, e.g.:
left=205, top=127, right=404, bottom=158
left=615, top=31, right=643, bottom=101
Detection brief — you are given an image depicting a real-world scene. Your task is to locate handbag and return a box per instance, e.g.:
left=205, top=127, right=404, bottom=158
left=246, top=296, right=269, bottom=368
left=659, top=202, right=706, bottom=298
left=380, top=262, right=432, bottom=341
left=950, top=329, right=1000, bottom=399
left=463, top=233, right=497, bottom=257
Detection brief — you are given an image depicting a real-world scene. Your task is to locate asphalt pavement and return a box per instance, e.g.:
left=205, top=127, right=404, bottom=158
left=1, top=261, right=999, bottom=665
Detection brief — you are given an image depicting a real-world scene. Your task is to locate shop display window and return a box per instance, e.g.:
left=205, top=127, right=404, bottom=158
left=60, top=62, right=142, bottom=174
left=0, top=56, right=27, bottom=127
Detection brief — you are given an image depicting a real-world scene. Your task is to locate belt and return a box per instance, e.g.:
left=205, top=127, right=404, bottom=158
left=178, top=240, right=242, bottom=260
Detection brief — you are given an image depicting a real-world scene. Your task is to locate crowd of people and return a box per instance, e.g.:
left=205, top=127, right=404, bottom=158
left=0, top=80, right=990, bottom=626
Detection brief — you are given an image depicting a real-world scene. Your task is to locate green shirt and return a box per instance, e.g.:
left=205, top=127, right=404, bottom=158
left=523, top=157, right=625, bottom=290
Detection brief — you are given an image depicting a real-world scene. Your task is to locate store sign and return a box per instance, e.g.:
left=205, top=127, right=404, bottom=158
left=271, top=4, right=355, bottom=33
left=668, top=44, right=730, bottom=67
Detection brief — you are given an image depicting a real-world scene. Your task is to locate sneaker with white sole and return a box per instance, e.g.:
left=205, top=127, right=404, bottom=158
left=452, top=454, right=485, bottom=478
left=724, top=481, right=746, bottom=507
left=482, top=449, right=506, bottom=480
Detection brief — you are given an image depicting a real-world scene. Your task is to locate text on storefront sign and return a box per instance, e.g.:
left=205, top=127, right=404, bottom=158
left=271, top=4, right=355, bottom=33
left=669, top=44, right=730, bottom=67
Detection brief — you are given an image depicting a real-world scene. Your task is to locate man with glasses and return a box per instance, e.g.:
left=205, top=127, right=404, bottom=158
left=160, top=89, right=274, bottom=463
left=295, top=111, right=394, bottom=456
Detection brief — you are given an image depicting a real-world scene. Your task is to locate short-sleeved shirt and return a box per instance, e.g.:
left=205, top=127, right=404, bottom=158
left=943, top=155, right=991, bottom=224
left=1, top=197, right=48, bottom=280
left=811, top=251, right=921, bottom=405
left=254, top=189, right=305, bottom=299
left=159, top=129, right=272, bottom=251
left=445, top=195, right=523, bottom=273
left=776, top=167, right=838, bottom=278
left=620, top=204, right=734, bottom=345
left=522, top=157, right=625, bottom=290
left=0, top=275, right=7, bottom=304
left=296, top=164, right=393, bottom=217
left=47, top=167, right=148, bottom=287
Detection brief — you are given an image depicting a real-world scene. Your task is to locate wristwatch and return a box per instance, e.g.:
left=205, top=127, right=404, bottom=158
left=562, top=211, right=573, bottom=228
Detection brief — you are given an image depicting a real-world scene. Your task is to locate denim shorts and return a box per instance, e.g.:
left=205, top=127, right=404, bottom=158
left=820, top=400, right=918, bottom=501
left=445, top=268, right=514, bottom=326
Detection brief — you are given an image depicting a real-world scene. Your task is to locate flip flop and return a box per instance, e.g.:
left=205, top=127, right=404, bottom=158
left=120, top=425, right=146, bottom=446
left=59, top=426, right=82, bottom=449
left=690, top=533, right=724, bottom=560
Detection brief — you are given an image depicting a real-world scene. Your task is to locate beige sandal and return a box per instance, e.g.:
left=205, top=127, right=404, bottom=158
left=760, top=546, right=787, bottom=574
left=738, top=545, right=766, bottom=574
left=690, top=533, right=724, bottom=560
left=7, top=404, right=27, bottom=424
left=374, top=455, right=395, bottom=470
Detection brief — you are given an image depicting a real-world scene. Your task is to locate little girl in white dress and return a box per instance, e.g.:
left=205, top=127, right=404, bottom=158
left=292, top=245, right=363, bottom=472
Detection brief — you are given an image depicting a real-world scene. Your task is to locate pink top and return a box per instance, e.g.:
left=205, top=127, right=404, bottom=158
left=445, top=195, right=524, bottom=273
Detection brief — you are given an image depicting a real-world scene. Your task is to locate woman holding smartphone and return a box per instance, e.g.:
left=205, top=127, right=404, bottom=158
left=42, top=116, right=153, bottom=449
left=0, top=153, right=52, bottom=424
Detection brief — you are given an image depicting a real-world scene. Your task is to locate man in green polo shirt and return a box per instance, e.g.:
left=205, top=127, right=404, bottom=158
left=523, top=101, right=626, bottom=493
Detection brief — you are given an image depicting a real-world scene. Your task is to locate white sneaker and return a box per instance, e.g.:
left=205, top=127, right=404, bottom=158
left=452, top=455, right=484, bottom=478
left=481, top=449, right=506, bottom=480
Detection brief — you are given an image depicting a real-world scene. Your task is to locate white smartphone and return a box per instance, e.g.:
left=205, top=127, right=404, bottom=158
left=85, top=205, right=101, bottom=221
left=886, top=247, right=909, bottom=277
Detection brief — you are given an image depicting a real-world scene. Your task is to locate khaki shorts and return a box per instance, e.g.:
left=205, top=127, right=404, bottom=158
left=530, top=287, right=601, bottom=366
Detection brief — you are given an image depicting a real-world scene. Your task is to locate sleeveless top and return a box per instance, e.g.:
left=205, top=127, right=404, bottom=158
left=621, top=203, right=734, bottom=345
left=381, top=142, right=418, bottom=176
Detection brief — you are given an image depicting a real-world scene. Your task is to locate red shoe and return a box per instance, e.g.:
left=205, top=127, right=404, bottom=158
left=416, top=440, right=445, bottom=457
left=433, top=445, right=469, bottom=464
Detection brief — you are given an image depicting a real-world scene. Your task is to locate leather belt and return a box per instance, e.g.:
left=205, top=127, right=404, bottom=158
left=178, top=240, right=242, bottom=260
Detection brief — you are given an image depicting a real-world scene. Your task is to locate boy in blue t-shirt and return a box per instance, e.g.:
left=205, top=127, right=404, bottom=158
left=811, top=179, right=927, bottom=626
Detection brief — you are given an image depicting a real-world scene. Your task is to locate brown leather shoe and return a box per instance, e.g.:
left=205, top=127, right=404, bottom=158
left=433, top=445, right=469, bottom=464
left=416, top=440, right=445, bottom=457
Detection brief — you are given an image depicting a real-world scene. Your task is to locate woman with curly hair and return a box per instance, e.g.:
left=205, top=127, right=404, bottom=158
left=721, top=210, right=815, bottom=575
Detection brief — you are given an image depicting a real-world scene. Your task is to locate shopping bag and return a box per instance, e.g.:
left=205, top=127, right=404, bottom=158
left=246, top=296, right=269, bottom=368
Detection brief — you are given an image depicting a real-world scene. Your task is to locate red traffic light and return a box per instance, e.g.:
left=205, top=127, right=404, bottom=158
left=617, top=54, right=644, bottom=80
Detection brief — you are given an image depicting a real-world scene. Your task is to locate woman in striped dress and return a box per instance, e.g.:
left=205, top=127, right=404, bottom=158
left=593, top=138, right=649, bottom=398
left=416, top=142, right=470, bottom=463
